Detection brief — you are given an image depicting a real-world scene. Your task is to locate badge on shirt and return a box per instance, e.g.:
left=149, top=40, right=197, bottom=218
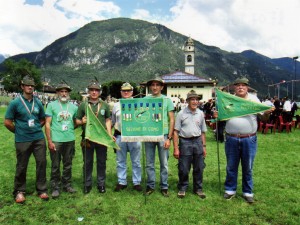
left=28, top=119, right=35, bottom=127
left=62, top=124, right=68, bottom=131
left=101, top=109, right=105, bottom=115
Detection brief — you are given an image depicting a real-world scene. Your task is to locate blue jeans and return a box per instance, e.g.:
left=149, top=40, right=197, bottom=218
left=145, top=135, right=169, bottom=190
left=177, top=138, right=205, bottom=192
left=116, top=135, right=141, bottom=185
left=225, top=135, right=257, bottom=196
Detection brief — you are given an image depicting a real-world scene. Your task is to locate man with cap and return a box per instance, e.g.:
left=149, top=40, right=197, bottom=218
left=45, top=81, right=78, bottom=198
left=215, top=77, right=273, bottom=203
left=173, top=90, right=207, bottom=199
left=76, top=80, right=113, bottom=194
left=111, top=82, right=142, bottom=192
left=4, top=75, right=49, bottom=203
left=144, top=77, right=175, bottom=197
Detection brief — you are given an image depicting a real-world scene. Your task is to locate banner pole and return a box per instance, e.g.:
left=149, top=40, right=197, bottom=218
left=142, top=142, right=147, bottom=204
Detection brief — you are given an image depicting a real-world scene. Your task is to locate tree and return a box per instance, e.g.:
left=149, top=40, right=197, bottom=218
left=0, top=58, right=42, bottom=92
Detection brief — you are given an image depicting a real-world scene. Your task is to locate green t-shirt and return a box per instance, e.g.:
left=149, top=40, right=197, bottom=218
left=76, top=99, right=111, bottom=137
left=144, top=94, right=174, bottom=134
left=5, top=95, right=45, bottom=142
left=45, top=100, right=78, bottom=142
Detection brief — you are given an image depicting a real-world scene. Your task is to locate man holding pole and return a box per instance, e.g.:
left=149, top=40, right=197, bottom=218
left=111, top=82, right=142, bottom=192
left=76, top=80, right=113, bottom=194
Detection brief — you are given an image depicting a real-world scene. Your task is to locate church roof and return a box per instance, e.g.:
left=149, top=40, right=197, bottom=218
left=162, top=71, right=213, bottom=84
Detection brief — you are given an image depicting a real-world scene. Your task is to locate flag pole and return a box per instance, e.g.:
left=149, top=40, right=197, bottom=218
left=214, top=84, right=222, bottom=195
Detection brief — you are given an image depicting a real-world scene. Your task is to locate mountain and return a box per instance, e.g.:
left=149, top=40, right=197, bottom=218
left=0, top=54, right=6, bottom=63
left=1, top=18, right=298, bottom=98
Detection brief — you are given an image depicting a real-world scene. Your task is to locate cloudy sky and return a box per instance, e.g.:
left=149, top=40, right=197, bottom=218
left=0, top=0, right=299, bottom=59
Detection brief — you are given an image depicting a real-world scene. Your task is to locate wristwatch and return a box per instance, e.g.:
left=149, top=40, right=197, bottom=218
left=168, top=136, right=173, bottom=140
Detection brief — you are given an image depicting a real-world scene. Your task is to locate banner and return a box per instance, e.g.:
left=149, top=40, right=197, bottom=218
left=215, top=88, right=271, bottom=121
left=85, top=105, right=120, bottom=150
left=120, top=98, right=164, bottom=142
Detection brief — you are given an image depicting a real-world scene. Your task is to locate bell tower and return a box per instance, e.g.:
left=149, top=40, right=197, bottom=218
left=184, top=37, right=195, bottom=75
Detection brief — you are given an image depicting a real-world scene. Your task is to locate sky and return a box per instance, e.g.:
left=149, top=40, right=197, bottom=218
left=0, top=0, right=299, bottom=59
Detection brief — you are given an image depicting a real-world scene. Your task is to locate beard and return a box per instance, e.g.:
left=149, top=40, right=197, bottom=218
left=59, top=95, right=70, bottom=103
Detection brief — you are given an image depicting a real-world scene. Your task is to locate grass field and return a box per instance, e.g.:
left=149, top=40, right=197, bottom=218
left=0, top=107, right=299, bottom=225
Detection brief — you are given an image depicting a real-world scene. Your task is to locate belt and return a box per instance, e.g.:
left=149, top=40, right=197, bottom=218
left=179, top=136, right=200, bottom=140
left=114, top=129, right=121, bottom=136
left=226, top=133, right=256, bottom=138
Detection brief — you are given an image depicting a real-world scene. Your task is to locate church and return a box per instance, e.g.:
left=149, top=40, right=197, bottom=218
left=145, top=37, right=216, bottom=105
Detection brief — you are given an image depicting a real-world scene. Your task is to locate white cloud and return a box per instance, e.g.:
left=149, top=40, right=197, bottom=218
left=166, top=0, right=300, bottom=58
left=0, top=0, right=120, bottom=56
left=131, top=9, right=151, bottom=20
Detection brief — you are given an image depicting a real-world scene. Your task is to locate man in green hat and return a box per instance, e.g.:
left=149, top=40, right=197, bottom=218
left=45, top=81, right=78, bottom=198
left=4, top=75, right=49, bottom=203
left=76, top=79, right=113, bottom=194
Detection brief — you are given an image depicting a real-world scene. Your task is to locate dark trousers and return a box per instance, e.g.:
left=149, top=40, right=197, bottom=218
left=177, top=138, right=205, bottom=192
left=82, top=141, right=107, bottom=187
left=14, top=139, right=47, bottom=195
left=50, top=141, right=75, bottom=190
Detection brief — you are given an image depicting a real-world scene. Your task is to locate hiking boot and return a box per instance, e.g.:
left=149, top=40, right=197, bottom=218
left=194, top=190, right=206, bottom=199
left=243, top=195, right=254, bottom=204
left=145, top=187, right=154, bottom=196
left=177, top=190, right=186, bottom=198
left=114, top=184, right=127, bottom=192
left=133, top=185, right=143, bottom=192
left=51, top=190, right=60, bottom=198
left=39, top=193, right=49, bottom=201
left=224, top=193, right=235, bottom=200
left=15, top=192, right=26, bottom=204
left=98, top=186, right=106, bottom=193
left=84, top=186, right=92, bottom=194
left=161, top=189, right=169, bottom=197
left=64, top=187, right=76, bottom=193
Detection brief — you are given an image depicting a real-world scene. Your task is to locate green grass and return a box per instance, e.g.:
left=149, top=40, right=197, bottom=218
left=0, top=106, right=300, bottom=224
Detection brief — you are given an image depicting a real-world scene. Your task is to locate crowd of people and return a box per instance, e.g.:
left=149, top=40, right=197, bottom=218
left=4, top=75, right=294, bottom=205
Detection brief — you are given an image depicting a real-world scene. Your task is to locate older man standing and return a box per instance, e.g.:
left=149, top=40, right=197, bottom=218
left=222, top=77, right=272, bottom=203
left=112, top=82, right=142, bottom=192
left=144, top=77, right=174, bottom=197
left=45, top=82, right=78, bottom=198
left=4, top=75, right=49, bottom=203
left=173, top=90, right=207, bottom=199
left=76, top=80, right=113, bottom=194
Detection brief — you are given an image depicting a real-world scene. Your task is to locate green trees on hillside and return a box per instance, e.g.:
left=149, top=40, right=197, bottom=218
left=1, top=58, right=42, bottom=92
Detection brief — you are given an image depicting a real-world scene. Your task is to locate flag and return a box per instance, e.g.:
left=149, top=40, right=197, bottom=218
left=215, top=89, right=272, bottom=121
left=85, top=105, right=120, bottom=150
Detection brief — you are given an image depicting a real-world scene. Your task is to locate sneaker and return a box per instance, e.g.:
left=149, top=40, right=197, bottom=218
left=177, top=190, right=186, bottom=198
left=15, top=192, right=26, bottom=204
left=243, top=195, right=254, bottom=204
left=133, top=185, right=143, bottom=192
left=51, top=190, right=60, bottom=198
left=98, top=186, right=106, bottom=193
left=114, top=184, right=127, bottom=192
left=145, top=186, right=154, bottom=195
left=39, top=192, right=49, bottom=201
left=63, top=187, right=76, bottom=193
left=161, top=189, right=169, bottom=197
left=224, top=193, right=235, bottom=200
left=194, top=190, right=206, bottom=199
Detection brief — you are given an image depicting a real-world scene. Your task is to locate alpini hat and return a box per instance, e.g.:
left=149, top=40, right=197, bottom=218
left=233, top=77, right=249, bottom=86
left=56, top=81, right=72, bottom=92
left=21, top=75, right=35, bottom=86
left=146, top=77, right=164, bottom=86
left=121, top=82, right=133, bottom=91
left=88, top=80, right=101, bottom=90
left=186, top=90, right=200, bottom=100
